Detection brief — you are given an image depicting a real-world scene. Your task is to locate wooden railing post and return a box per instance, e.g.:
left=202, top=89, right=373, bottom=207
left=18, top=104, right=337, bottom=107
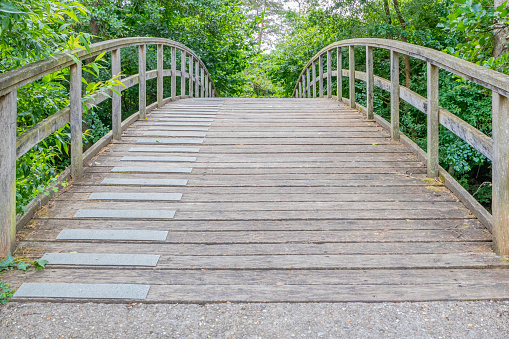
left=201, top=67, right=205, bottom=97
left=298, top=81, right=302, bottom=98
left=327, top=50, right=332, bottom=99
left=312, top=62, right=317, bottom=98
left=349, top=45, right=355, bottom=108
left=319, top=54, right=324, bottom=97
left=195, top=62, right=199, bottom=96
left=337, top=47, right=342, bottom=101
left=111, top=48, right=121, bottom=140
left=306, top=68, right=311, bottom=98
left=171, top=47, right=176, bottom=100
left=181, top=51, right=186, bottom=97
left=427, top=62, right=439, bottom=177
left=205, top=78, right=209, bottom=98
left=301, top=75, right=305, bottom=98
left=70, top=61, right=83, bottom=180
left=390, top=50, right=400, bottom=140
left=492, top=92, right=509, bottom=255
left=366, top=46, right=374, bottom=120
left=0, top=90, right=17, bottom=256
left=189, top=57, right=194, bottom=97
left=138, top=44, right=147, bottom=119
left=157, top=44, right=163, bottom=107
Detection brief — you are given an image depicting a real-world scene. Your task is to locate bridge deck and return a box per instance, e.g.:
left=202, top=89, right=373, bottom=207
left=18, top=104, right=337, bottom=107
left=11, top=98, right=509, bottom=303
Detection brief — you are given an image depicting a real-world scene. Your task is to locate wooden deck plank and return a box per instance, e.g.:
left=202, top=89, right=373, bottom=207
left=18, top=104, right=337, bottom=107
left=12, top=97, right=506, bottom=304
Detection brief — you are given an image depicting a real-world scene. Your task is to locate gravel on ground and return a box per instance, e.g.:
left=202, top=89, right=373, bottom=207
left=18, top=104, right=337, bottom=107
left=1, top=301, right=509, bottom=338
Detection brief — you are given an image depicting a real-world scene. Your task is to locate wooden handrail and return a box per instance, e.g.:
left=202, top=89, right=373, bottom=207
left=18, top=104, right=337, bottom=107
left=293, top=38, right=509, bottom=256
left=0, top=37, right=218, bottom=256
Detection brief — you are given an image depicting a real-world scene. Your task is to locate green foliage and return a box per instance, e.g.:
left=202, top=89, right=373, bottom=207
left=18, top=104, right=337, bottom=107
left=439, top=0, right=509, bottom=72
left=0, top=255, right=48, bottom=304
left=80, top=0, right=260, bottom=96
left=1, top=282, right=13, bottom=305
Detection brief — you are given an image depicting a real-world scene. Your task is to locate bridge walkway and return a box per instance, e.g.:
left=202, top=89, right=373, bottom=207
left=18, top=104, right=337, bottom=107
left=11, top=98, right=509, bottom=303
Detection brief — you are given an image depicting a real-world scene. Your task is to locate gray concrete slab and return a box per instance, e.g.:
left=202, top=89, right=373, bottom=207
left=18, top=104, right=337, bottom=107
left=88, top=192, right=182, bottom=201
left=120, top=156, right=196, bottom=162
left=73, top=209, right=176, bottom=219
left=161, top=114, right=216, bottom=118
left=40, top=253, right=160, bottom=266
left=142, top=131, right=207, bottom=137
left=13, top=283, right=151, bottom=299
left=152, top=122, right=211, bottom=126
left=155, top=118, right=214, bottom=122
left=135, top=139, right=204, bottom=144
left=128, top=147, right=200, bottom=153
left=147, top=127, right=209, bottom=131
left=100, top=178, right=188, bottom=186
left=111, top=167, right=192, bottom=173
left=56, top=229, right=169, bottom=241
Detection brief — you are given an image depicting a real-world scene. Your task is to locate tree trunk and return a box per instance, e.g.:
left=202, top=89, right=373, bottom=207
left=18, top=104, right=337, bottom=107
left=392, top=0, right=410, bottom=88
left=493, top=0, right=508, bottom=58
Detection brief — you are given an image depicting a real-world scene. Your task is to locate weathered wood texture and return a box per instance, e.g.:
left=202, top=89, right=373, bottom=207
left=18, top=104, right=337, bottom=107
left=10, top=98, right=508, bottom=303
left=1, top=38, right=216, bottom=255
left=0, top=91, right=17, bottom=256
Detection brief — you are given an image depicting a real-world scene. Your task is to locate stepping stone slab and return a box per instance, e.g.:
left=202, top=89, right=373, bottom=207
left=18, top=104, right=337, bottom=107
left=161, top=114, right=216, bottom=118
left=41, top=253, right=160, bottom=266
left=14, top=283, right=151, bottom=299
left=147, top=127, right=209, bottom=131
left=57, top=229, right=169, bottom=241
left=153, top=122, right=211, bottom=126
left=136, top=139, right=204, bottom=144
left=73, top=209, right=176, bottom=219
left=101, top=178, right=188, bottom=186
left=128, top=147, right=200, bottom=153
left=120, top=156, right=196, bottom=162
left=142, top=131, right=206, bottom=137
left=111, top=167, right=192, bottom=173
left=89, top=192, right=182, bottom=201
left=156, top=118, right=214, bottom=122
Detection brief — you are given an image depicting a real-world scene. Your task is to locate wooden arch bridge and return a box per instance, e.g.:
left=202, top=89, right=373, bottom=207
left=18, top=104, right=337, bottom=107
left=1, top=37, right=509, bottom=302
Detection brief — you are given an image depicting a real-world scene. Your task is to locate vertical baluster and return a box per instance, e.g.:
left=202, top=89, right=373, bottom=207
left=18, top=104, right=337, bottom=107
left=181, top=51, right=187, bottom=97
left=171, top=47, right=176, bottom=100
left=0, top=90, right=17, bottom=256
left=349, top=46, right=355, bottom=108
left=157, top=44, right=163, bottom=107
left=327, top=50, right=332, bottom=99
left=312, top=62, right=316, bottom=98
left=301, top=74, right=306, bottom=98
left=138, top=44, right=146, bottom=119
left=302, top=75, right=306, bottom=98
left=492, top=92, right=509, bottom=255
left=189, top=57, right=194, bottom=97
left=111, top=48, right=121, bottom=140
left=366, top=46, right=374, bottom=120
left=201, top=67, right=205, bottom=97
left=337, top=47, right=342, bottom=101
left=319, top=55, right=324, bottom=97
left=195, top=61, right=199, bottom=97
left=390, top=50, right=400, bottom=140
left=70, top=61, right=83, bottom=180
left=298, top=81, right=302, bottom=98
left=427, top=62, right=439, bottom=177
left=306, top=68, right=310, bottom=98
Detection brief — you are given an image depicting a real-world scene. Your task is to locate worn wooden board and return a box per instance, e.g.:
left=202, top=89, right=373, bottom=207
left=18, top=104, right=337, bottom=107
left=12, top=97, right=504, bottom=304
left=25, top=218, right=483, bottom=232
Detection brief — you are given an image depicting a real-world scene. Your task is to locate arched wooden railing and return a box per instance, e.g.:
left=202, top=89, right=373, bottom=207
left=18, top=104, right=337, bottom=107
left=293, top=38, right=509, bottom=256
left=0, top=37, right=217, bottom=256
